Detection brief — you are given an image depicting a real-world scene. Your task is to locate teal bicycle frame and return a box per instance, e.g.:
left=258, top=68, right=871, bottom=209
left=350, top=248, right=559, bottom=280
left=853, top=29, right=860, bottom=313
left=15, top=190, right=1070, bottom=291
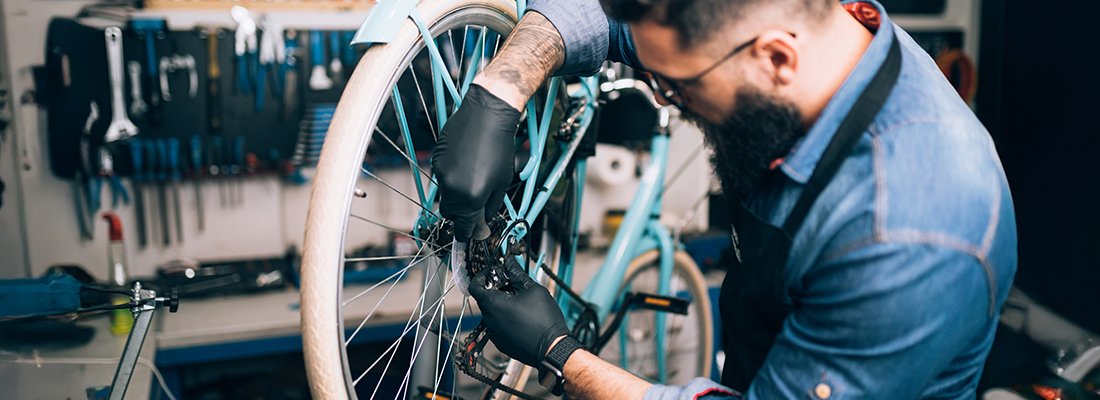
left=354, top=0, right=683, bottom=382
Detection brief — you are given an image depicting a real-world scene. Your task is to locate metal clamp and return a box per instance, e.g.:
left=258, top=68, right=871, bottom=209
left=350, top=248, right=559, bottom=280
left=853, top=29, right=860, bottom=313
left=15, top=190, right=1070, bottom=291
left=107, top=282, right=179, bottom=400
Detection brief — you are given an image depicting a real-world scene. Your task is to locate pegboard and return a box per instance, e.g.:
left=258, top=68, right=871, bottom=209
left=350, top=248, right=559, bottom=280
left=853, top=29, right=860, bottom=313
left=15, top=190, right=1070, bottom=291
left=42, top=17, right=357, bottom=180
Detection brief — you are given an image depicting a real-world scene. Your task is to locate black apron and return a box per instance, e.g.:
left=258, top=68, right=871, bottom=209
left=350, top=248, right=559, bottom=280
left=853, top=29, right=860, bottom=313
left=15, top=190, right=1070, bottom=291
left=719, top=39, right=902, bottom=391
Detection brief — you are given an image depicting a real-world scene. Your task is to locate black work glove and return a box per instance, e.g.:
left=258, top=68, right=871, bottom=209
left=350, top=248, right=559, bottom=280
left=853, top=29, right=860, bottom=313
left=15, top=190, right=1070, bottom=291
left=431, top=85, right=521, bottom=241
left=468, top=258, right=569, bottom=367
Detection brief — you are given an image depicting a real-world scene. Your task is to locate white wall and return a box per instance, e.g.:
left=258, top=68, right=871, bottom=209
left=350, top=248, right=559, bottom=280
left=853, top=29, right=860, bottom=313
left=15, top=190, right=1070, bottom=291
left=0, top=0, right=30, bottom=279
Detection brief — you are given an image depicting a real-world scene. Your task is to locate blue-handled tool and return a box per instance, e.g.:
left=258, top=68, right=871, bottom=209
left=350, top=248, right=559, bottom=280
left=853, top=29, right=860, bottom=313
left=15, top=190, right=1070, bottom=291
left=231, top=135, right=246, bottom=206
left=258, top=16, right=284, bottom=111
left=154, top=138, right=171, bottom=246
left=99, top=146, right=129, bottom=207
left=254, top=55, right=267, bottom=110
left=131, top=19, right=166, bottom=124
left=329, top=30, right=343, bottom=82
left=341, top=31, right=358, bottom=71
left=210, top=136, right=227, bottom=207
left=232, top=6, right=258, bottom=95
left=167, top=138, right=183, bottom=243
left=191, top=134, right=205, bottom=231
left=280, top=31, right=300, bottom=120
left=129, top=139, right=148, bottom=247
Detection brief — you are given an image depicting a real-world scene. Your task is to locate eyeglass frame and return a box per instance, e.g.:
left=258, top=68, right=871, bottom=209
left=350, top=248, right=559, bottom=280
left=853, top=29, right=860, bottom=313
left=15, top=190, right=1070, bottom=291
left=647, top=33, right=794, bottom=109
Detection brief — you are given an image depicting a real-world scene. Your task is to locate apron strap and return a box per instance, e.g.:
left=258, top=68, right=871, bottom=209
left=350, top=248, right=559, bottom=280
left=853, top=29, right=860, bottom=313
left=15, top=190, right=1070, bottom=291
left=782, top=38, right=903, bottom=235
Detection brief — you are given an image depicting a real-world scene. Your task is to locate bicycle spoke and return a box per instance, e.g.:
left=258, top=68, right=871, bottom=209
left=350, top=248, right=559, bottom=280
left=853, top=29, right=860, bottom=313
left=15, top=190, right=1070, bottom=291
left=344, top=245, right=439, bottom=343
left=352, top=266, right=454, bottom=390
left=446, top=30, right=461, bottom=81
left=345, top=254, right=428, bottom=263
left=457, top=26, right=468, bottom=79
left=396, top=275, right=456, bottom=398
left=408, top=66, right=438, bottom=141
left=360, top=167, right=440, bottom=218
left=342, top=226, right=446, bottom=308
left=460, top=28, right=487, bottom=97
left=349, top=214, right=440, bottom=250
left=373, top=126, right=437, bottom=188
left=663, top=142, right=706, bottom=195
left=432, top=299, right=467, bottom=398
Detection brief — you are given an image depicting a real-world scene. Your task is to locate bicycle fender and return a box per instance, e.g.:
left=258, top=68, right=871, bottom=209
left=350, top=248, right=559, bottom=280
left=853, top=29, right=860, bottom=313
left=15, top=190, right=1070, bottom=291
left=351, top=0, right=420, bottom=45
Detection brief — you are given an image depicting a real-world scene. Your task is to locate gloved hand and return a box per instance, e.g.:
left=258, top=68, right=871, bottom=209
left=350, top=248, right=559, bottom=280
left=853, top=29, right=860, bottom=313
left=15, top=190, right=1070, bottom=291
left=431, top=84, right=521, bottom=241
left=468, top=257, right=569, bottom=367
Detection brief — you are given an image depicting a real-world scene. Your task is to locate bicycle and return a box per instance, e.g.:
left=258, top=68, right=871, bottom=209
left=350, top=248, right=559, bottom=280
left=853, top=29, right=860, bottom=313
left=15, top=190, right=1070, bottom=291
left=300, top=0, right=714, bottom=398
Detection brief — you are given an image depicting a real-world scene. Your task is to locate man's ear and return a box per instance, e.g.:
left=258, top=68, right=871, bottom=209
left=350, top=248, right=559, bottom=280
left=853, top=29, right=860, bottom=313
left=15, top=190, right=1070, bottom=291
left=750, top=30, right=799, bottom=87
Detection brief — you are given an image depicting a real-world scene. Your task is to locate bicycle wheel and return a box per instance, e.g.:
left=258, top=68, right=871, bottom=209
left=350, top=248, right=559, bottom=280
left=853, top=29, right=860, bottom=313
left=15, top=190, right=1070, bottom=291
left=600, top=249, right=714, bottom=385
left=301, top=1, right=530, bottom=399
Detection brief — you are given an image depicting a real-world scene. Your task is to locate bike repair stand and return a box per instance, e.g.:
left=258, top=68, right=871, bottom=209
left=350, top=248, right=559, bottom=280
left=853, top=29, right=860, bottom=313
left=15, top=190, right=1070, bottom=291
left=86, top=282, right=179, bottom=400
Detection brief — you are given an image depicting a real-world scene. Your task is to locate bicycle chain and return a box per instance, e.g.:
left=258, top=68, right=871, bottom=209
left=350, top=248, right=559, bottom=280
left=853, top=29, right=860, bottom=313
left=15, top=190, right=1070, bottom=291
left=453, top=323, right=543, bottom=400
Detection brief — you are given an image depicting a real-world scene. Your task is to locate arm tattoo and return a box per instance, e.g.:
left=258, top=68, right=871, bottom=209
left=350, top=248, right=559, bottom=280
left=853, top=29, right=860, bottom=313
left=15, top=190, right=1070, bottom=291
left=474, top=11, right=565, bottom=108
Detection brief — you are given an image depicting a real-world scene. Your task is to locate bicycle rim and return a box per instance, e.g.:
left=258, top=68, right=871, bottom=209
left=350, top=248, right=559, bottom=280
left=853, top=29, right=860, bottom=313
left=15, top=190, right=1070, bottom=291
left=601, top=250, right=714, bottom=384
left=301, top=1, right=525, bottom=399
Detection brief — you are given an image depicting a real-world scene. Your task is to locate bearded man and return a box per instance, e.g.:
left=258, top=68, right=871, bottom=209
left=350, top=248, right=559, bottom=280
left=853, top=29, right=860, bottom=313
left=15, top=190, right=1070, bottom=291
left=430, top=0, right=1018, bottom=398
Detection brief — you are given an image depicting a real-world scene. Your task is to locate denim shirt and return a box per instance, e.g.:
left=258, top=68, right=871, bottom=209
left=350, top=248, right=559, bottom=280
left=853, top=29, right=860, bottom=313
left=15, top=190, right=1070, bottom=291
left=528, top=0, right=1017, bottom=398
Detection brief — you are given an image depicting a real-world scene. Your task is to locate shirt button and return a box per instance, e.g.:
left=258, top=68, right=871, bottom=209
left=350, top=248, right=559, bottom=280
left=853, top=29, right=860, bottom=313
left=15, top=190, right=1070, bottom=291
left=814, top=383, right=832, bottom=399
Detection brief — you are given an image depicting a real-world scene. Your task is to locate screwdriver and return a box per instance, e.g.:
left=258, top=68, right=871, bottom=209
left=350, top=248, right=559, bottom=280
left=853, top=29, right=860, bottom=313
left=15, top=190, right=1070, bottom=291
left=191, top=134, right=205, bottom=232
left=168, top=138, right=183, bottom=243
left=129, top=139, right=148, bottom=248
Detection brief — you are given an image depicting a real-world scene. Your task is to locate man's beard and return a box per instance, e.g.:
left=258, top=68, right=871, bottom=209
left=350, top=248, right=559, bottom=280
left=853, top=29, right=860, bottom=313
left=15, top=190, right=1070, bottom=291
left=680, top=87, right=806, bottom=200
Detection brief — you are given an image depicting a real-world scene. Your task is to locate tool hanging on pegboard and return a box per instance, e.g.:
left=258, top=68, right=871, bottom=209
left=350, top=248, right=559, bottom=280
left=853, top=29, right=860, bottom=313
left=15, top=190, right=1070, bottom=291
left=287, top=103, right=334, bottom=185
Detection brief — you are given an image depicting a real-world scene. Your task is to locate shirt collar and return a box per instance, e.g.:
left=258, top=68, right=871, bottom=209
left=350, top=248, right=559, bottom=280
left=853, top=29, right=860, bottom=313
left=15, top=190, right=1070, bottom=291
left=778, top=0, right=897, bottom=184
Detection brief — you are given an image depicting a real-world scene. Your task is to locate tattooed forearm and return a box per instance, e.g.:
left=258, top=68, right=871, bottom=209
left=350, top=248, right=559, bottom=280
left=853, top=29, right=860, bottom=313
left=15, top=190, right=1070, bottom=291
left=473, top=11, right=565, bottom=110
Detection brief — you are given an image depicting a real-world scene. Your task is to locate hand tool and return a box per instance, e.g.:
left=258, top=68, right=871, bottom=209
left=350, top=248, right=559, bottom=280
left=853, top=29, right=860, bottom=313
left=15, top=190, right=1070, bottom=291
left=127, top=61, right=148, bottom=117
left=98, top=145, right=129, bottom=208
left=257, top=16, right=284, bottom=111
left=231, top=6, right=258, bottom=95
left=104, top=27, right=138, bottom=143
left=210, top=136, right=226, bottom=207
left=328, top=31, right=343, bottom=82
left=205, top=28, right=223, bottom=134
left=190, top=134, right=205, bottom=232
left=280, top=30, right=300, bottom=121
left=74, top=102, right=100, bottom=240
left=307, top=30, right=333, bottom=91
left=341, top=31, right=358, bottom=72
left=131, top=19, right=166, bottom=125
left=155, top=138, right=171, bottom=246
left=168, top=138, right=183, bottom=243
left=261, top=17, right=286, bottom=97
left=158, top=54, right=197, bottom=102
left=232, top=135, right=245, bottom=206
left=129, top=139, right=148, bottom=248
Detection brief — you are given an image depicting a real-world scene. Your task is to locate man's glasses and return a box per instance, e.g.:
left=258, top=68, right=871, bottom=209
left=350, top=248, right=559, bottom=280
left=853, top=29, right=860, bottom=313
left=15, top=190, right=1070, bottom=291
left=646, top=36, right=761, bottom=109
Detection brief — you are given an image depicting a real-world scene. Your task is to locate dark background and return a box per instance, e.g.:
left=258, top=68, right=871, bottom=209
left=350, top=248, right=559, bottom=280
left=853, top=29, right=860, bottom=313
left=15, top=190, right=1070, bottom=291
left=975, top=0, right=1100, bottom=391
left=976, top=0, right=1100, bottom=335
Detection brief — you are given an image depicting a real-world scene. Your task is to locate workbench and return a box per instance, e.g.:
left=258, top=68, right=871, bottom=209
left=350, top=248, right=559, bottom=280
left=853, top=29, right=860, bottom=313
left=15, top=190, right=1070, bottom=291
left=1, top=250, right=724, bottom=398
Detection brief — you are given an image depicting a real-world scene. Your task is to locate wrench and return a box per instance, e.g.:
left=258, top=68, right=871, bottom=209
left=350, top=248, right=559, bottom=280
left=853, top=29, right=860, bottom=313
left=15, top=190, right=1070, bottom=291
left=127, top=61, right=148, bottom=116
left=104, top=27, right=138, bottom=143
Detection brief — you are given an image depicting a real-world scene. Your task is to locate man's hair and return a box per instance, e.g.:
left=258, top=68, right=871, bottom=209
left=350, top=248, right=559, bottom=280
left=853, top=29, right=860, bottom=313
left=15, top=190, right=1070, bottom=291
left=601, top=0, right=832, bottom=48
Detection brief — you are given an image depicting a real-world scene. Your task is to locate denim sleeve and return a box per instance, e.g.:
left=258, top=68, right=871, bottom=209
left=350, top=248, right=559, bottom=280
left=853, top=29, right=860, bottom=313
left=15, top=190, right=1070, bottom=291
left=746, top=242, right=994, bottom=399
left=645, top=377, right=741, bottom=400
left=527, top=0, right=642, bottom=76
